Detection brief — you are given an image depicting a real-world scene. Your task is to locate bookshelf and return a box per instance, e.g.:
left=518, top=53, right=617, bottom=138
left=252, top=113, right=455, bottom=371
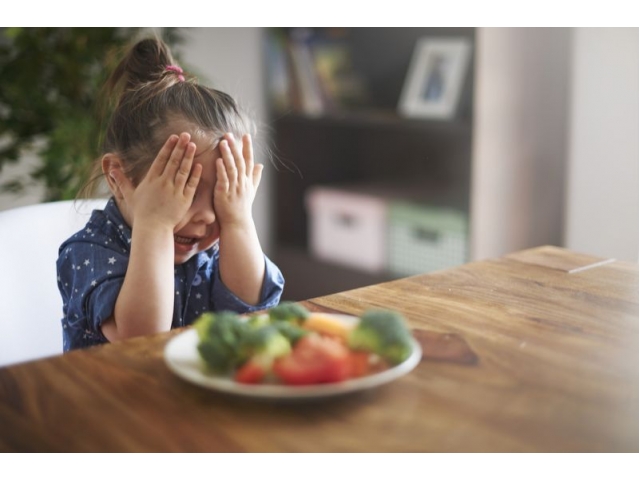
left=264, top=28, right=476, bottom=301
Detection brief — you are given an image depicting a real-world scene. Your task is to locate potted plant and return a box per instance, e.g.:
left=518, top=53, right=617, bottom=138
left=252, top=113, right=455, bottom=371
left=0, top=27, right=184, bottom=201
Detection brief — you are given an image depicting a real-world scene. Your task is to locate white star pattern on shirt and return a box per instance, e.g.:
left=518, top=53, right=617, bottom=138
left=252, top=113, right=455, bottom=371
left=59, top=195, right=283, bottom=351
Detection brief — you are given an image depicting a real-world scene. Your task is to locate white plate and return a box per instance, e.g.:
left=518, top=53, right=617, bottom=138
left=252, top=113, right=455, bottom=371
left=163, top=314, right=422, bottom=400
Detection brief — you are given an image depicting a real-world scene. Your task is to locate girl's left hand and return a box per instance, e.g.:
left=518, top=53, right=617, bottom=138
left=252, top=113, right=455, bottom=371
left=213, top=133, right=263, bottom=228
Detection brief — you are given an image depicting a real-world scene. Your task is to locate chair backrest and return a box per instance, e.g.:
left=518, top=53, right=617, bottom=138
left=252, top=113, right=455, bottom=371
left=0, top=198, right=108, bottom=367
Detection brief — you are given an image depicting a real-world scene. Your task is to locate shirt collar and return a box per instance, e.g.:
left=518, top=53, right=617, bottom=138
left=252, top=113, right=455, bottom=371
left=102, top=197, right=132, bottom=246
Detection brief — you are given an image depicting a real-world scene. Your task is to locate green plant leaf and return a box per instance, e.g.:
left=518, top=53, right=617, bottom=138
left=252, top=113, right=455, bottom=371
left=0, top=27, right=188, bottom=201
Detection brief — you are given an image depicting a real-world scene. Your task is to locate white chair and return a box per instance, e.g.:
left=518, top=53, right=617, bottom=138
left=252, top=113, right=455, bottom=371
left=0, top=198, right=108, bottom=367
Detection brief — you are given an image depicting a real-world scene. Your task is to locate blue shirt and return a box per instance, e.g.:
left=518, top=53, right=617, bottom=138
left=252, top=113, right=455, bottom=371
left=57, top=198, right=284, bottom=351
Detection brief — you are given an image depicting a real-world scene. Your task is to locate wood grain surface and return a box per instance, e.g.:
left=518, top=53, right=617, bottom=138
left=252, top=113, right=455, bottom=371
left=0, top=246, right=637, bottom=452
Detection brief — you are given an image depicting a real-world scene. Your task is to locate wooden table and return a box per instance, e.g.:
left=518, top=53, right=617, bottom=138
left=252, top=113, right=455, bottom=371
left=0, top=246, right=637, bottom=452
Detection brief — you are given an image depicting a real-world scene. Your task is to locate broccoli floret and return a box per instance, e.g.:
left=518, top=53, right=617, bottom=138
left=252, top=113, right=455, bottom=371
left=239, top=325, right=292, bottom=361
left=347, top=310, right=414, bottom=365
left=197, top=338, right=239, bottom=373
left=194, top=312, right=216, bottom=341
left=268, top=301, right=310, bottom=324
left=193, top=311, right=249, bottom=373
left=272, top=321, right=309, bottom=345
left=194, top=311, right=245, bottom=341
left=246, top=313, right=270, bottom=329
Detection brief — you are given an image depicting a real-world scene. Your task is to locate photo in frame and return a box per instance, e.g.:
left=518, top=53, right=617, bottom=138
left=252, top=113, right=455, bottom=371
left=398, top=38, right=471, bottom=120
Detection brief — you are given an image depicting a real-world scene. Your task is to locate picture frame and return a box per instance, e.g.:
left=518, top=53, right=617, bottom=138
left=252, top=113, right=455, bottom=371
left=398, top=38, right=471, bottom=120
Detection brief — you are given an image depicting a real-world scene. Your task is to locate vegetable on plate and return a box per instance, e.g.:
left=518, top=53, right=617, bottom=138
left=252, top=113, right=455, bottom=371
left=348, top=309, right=414, bottom=365
left=193, top=303, right=415, bottom=386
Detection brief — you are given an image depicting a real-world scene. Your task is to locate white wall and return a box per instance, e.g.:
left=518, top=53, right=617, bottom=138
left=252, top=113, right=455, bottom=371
left=180, top=27, right=273, bottom=254
left=470, top=27, right=572, bottom=260
left=565, top=28, right=638, bottom=262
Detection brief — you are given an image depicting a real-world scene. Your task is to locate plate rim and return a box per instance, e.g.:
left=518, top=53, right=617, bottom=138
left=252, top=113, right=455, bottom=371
left=163, top=313, right=422, bottom=399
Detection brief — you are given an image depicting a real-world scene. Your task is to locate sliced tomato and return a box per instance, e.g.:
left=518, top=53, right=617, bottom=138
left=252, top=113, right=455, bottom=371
left=348, top=351, right=371, bottom=378
left=273, top=334, right=351, bottom=385
left=234, top=359, right=267, bottom=384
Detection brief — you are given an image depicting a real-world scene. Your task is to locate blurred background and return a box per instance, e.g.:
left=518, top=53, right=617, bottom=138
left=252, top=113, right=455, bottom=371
left=0, top=27, right=637, bottom=301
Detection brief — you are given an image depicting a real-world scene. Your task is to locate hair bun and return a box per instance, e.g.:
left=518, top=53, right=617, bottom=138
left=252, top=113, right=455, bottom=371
left=128, top=37, right=175, bottom=85
left=106, top=37, right=177, bottom=95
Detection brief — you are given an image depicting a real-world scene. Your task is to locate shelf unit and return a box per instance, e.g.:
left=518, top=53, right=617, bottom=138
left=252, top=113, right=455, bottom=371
left=265, top=28, right=476, bottom=301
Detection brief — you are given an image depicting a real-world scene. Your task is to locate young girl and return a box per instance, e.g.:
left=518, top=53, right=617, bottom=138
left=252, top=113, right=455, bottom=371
left=57, top=37, right=284, bottom=351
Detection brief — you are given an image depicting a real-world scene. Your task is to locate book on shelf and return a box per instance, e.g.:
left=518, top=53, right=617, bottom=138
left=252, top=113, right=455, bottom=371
left=265, top=29, right=292, bottom=114
left=310, top=35, right=369, bottom=112
left=286, top=31, right=325, bottom=117
left=266, top=28, right=369, bottom=117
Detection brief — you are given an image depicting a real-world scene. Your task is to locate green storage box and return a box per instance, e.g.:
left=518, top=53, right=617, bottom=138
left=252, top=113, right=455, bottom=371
left=388, top=202, right=468, bottom=276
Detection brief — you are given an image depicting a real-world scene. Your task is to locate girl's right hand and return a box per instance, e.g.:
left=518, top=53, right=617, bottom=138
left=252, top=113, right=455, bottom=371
left=110, top=133, right=202, bottom=230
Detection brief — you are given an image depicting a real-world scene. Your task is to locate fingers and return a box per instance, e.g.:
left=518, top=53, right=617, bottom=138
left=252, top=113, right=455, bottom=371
left=252, top=163, right=263, bottom=191
left=148, top=134, right=180, bottom=177
left=174, top=141, right=196, bottom=188
left=164, top=132, right=192, bottom=179
left=221, top=132, right=253, bottom=177
left=184, top=163, right=203, bottom=198
left=228, top=134, right=246, bottom=177
left=215, top=157, right=229, bottom=193
left=219, top=138, right=238, bottom=182
left=219, top=133, right=255, bottom=183
left=243, top=134, right=254, bottom=176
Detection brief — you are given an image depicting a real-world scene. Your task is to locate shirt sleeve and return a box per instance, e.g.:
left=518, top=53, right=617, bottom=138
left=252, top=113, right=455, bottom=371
left=209, top=254, right=284, bottom=313
left=57, top=241, right=128, bottom=339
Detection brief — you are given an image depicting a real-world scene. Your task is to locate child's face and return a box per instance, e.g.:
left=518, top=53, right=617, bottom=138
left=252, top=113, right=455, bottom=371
left=171, top=132, right=221, bottom=265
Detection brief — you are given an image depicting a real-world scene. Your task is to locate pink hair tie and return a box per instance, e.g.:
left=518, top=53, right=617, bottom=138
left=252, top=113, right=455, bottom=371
left=165, top=65, right=185, bottom=82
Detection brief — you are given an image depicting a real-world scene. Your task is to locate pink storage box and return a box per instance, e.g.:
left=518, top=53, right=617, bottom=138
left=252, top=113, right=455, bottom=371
left=306, top=186, right=387, bottom=272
